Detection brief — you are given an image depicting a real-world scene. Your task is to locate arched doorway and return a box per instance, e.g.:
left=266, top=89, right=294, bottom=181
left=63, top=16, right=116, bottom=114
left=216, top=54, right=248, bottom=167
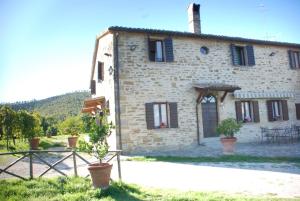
left=201, top=94, right=218, bottom=138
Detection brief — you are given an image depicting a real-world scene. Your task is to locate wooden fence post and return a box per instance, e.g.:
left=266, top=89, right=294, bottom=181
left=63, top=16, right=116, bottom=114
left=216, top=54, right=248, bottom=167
left=117, top=152, right=122, bottom=181
left=73, top=150, right=78, bottom=177
left=29, top=151, right=33, bottom=179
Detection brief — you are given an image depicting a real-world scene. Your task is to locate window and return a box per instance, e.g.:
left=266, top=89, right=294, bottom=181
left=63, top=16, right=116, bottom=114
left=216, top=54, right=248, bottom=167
left=236, top=46, right=247, bottom=66
left=149, top=39, right=164, bottom=62
left=271, top=101, right=281, bottom=119
left=266, top=100, right=289, bottom=121
left=153, top=103, right=168, bottom=128
left=145, top=102, right=178, bottom=129
left=90, top=80, right=96, bottom=95
left=98, top=62, right=104, bottom=81
left=235, top=101, right=259, bottom=123
left=288, top=50, right=300, bottom=69
left=231, top=44, right=255, bottom=66
left=200, top=46, right=209, bottom=55
left=241, top=101, right=253, bottom=122
left=148, top=37, right=174, bottom=62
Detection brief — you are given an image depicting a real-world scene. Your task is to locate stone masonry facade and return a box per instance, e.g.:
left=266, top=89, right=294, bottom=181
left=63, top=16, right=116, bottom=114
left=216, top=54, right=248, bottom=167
left=90, top=14, right=300, bottom=155
left=110, top=32, right=299, bottom=154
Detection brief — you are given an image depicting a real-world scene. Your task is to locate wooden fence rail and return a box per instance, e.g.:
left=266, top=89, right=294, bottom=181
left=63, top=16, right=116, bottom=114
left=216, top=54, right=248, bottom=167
left=0, top=150, right=122, bottom=181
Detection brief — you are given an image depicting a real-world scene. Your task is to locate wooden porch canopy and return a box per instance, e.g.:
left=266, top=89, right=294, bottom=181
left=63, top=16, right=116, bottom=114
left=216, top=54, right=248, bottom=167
left=194, top=83, right=241, bottom=103
left=81, top=96, right=105, bottom=114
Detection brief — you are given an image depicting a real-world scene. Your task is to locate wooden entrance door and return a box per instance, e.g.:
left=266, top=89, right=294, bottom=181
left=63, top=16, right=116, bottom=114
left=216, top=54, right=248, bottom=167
left=201, top=95, right=218, bottom=138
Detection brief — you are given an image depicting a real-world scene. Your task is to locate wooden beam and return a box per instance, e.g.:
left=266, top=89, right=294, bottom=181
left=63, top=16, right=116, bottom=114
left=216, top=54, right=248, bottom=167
left=221, top=91, right=228, bottom=103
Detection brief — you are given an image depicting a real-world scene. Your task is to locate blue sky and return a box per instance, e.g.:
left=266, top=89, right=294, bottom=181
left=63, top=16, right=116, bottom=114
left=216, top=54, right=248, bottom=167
left=0, top=0, right=299, bottom=103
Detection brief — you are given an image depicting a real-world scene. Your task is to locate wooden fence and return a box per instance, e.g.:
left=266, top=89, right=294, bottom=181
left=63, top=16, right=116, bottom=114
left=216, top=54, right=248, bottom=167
left=0, top=150, right=122, bottom=181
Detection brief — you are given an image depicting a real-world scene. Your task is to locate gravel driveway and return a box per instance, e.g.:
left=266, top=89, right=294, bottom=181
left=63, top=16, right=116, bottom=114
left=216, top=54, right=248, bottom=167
left=114, top=161, right=300, bottom=198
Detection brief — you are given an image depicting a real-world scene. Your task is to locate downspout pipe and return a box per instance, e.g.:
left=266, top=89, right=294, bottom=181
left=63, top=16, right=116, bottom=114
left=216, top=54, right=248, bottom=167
left=196, top=101, right=201, bottom=145
left=113, top=32, right=122, bottom=150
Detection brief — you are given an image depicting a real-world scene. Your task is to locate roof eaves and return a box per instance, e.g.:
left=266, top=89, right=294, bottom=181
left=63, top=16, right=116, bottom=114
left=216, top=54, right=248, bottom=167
left=107, top=26, right=300, bottom=48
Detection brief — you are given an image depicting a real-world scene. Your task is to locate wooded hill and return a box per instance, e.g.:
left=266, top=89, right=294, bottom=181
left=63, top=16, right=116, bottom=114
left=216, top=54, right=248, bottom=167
left=2, top=91, right=90, bottom=121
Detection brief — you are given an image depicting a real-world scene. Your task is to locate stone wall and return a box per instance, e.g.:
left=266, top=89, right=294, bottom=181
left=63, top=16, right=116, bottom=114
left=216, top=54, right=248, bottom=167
left=114, top=31, right=300, bottom=154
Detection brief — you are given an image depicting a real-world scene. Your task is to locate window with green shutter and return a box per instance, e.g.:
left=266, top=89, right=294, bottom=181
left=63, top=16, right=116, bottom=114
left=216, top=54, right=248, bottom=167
left=266, top=100, right=289, bottom=121
left=288, top=50, right=300, bottom=69
left=97, top=62, right=104, bottom=82
left=145, top=102, right=178, bottom=129
left=230, top=44, right=255, bottom=66
left=90, top=80, right=96, bottom=95
left=235, top=101, right=260, bottom=123
left=148, top=37, right=174, bottom=62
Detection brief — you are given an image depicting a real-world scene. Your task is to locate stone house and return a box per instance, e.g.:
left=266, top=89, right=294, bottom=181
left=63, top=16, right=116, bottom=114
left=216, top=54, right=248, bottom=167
left=82, top=3, right=300, bottom=154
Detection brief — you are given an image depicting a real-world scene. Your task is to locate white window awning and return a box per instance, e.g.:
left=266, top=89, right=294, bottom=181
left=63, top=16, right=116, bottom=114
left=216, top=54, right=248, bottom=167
left=234, top=91, right=295, bottom=99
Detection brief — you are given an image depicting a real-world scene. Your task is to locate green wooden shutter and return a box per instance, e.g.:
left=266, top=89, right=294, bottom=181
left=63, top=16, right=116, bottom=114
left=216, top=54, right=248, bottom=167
left=145, top=103, right=154, bottom=129
left=266, top=100, right=274, bottom=122
left=169, top=102, right=178, bottom=128
left=90, top=80, right=96, bottom=95
left=235, top=101, right=243, bottom=122
left=281, top=100, right=289, bottom=121
left=98, top=62, right=104, bottom=81
left=148, top=39, right=156, bottom=61
left=288, top=50, right=295, bottom=69
left=296, top=103, right=300, bottom=120
left=230, top=44, right=239, bottom=66
left=164, top=37, right=174, bottom=62
left=246, top=45, right=255, bottom=66
left=252, top=101, right=260, bottom=122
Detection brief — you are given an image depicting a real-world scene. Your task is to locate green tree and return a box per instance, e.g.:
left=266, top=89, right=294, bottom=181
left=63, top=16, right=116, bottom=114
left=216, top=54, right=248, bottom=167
left=41, top=117, right=50, bottom=135
left=81, top=114, right=93, bottom=133
left=18, top=110, right=42, bottom=140
left=0, top=106, right=18, bottom=149
left=58, top=116, right=83, bottom=136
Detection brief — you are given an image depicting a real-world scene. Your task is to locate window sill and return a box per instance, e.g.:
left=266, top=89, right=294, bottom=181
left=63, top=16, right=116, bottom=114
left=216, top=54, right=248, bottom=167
left=150, top=60, right=166, bottom=63
left=154, top=126, right=169, bottom=129
left=233, top=65, right=254, bottom=69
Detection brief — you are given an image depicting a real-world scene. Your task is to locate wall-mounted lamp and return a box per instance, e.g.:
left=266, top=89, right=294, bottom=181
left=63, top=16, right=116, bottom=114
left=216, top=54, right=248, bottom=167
left=104, top=53, right=112, bottom=57
left=108, top=66, right=114, bottom=75
left=129, top=45, right=138, bottom=51
left=269, top=52, right=276, bottom=56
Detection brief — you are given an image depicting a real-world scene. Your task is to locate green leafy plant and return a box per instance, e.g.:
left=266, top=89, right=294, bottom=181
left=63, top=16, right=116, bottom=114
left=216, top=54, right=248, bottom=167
left=79, top=112, right=114, bottom=163
left=18, top=110, right=42, bottom=140
left=59, top=116, right=83, bottom=136
left=216, top=118, right=242, bottom=138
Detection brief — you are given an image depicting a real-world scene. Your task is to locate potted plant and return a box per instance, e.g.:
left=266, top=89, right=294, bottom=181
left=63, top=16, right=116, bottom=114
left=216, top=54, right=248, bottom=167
left=67, top=132, right=79, bottom=148
left=216, top=118, right=242, bottom=155
left=61, top=116, right=82, bottom=148
left=19, top=111, right=42, bottom=150
left=79, top=112, right=114, bottom=189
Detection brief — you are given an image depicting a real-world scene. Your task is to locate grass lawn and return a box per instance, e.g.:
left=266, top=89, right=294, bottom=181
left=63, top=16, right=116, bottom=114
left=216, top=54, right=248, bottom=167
left=0, top=135, right=81, bottom=152
left=0, top=177, right=297, bottom=201
left=127, top=155, right=300, bottom=165
left=0, top=135, right=72, bottom=165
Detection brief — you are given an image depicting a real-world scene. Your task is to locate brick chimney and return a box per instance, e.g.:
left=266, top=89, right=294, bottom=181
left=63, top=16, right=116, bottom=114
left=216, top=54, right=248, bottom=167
left=188, top=3, right=201, bottom=34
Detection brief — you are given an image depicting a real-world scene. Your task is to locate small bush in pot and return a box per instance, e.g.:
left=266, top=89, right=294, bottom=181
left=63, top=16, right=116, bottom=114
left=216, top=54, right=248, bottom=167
left=18, top=111, right=42, bottom=150
left=60, top=116, right=82, bottom=148
left=79, top=111, right=114, bottom=189
left=216, top=118, right=242, bottom=154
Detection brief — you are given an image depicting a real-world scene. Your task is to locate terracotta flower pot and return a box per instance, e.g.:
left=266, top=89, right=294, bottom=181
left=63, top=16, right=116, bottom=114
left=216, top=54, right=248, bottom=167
left=68, top=136, right=78, bottom=148
left=88, top=163, right=113, bottom=189
left=220, top=137, right=237, bottom=155
left=29, top=138, right=40, bottom=150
